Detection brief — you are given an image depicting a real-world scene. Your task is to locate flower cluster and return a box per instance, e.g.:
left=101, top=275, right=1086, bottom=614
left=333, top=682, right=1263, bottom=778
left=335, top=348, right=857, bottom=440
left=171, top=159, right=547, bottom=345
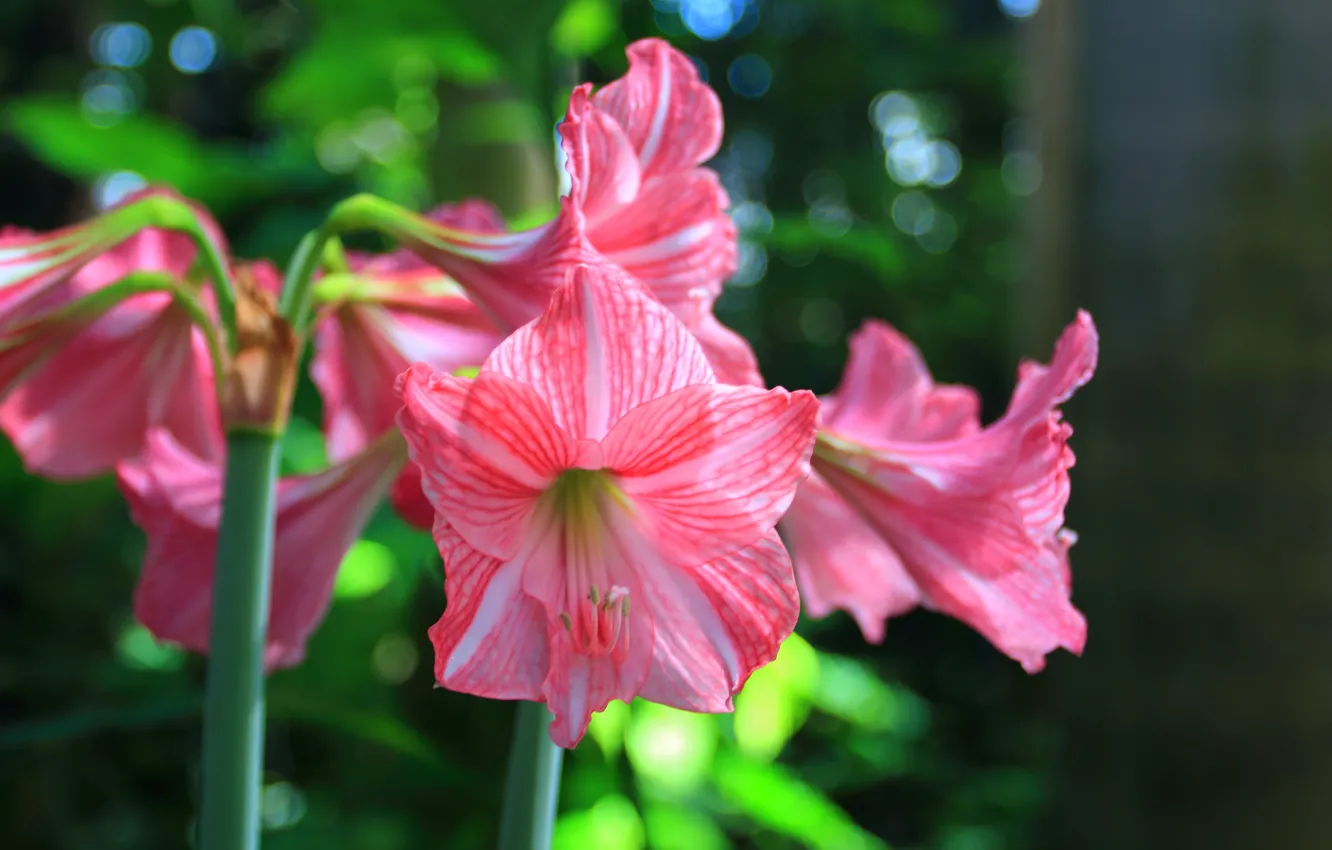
left=0, top=38, right=1096, bottom=746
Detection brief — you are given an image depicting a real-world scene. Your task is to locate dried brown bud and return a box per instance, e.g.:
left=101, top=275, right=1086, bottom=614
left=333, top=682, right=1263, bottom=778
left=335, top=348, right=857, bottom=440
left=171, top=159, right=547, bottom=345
left=220, top=269, right=297, bottom=432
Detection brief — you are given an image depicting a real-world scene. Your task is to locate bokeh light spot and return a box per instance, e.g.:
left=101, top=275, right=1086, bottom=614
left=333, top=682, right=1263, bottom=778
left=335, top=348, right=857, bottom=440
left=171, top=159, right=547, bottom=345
left=91, top=22, right=151, bottom=69
left=730, top=239, right=768, bottom=286
left=999, top=0, right=1041, bottom=19
left=886, top=135, right=935, bottom=186
left=924, top=140, right=963, bottom=187
left=169, top=26, right=217, bottom=74
left=261, top=781, right=307, bottom=831
left=371, top=633, right=419, bottom=685
left=93, top=171, right=147, bottom=211
left=891, top=190, right=936, bottom=236
left=917, top=210, right=958, bottom=254
left=80, top=70, right=137, bottom=127
left=1001, top=152, right=1043, bottom=195
left=732, top=200, right=774, bottom=236
left=870, top=91, right=920, bottom=139
left=727, top=54, right=771, bottom=99
left=808, top=199, right=853, bottom=238
left=680, top=0, right=748, bottom=40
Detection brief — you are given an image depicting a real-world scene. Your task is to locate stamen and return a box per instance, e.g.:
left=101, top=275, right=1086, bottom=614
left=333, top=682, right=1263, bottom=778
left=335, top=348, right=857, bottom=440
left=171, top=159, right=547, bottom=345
left=562, top=584, right=631, bottom=659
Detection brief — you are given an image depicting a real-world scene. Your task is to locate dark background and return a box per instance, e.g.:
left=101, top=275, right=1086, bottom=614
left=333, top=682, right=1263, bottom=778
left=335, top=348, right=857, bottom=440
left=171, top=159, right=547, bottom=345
left=2, top=0, right=1328, bottom=848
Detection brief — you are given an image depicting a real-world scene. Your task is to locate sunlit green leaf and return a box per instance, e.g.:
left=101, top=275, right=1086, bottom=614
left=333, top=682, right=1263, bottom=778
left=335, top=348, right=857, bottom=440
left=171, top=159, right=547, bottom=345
left=553, top=794, right=645, bottom=850
left=3, top=97, right=323, bottom=212
left=625, top=702, right=716, bottom=794
left=587, top=698, right=631, bottom=761
left=643, top=803, right=730, bottom=850
left=712, top=753, right=887, bottom=850
left=732, top=632, right=820, bottom=760
left=115, top=622, right=186, bottom=672
left=333, top=540, right=396, bottom=599
left=550, top=0, right=617, bottom=58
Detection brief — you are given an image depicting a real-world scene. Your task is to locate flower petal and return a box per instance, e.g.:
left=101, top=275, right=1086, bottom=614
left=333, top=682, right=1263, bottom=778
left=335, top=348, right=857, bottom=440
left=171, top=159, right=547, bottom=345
left=825, top=320, right=980, bottom=443
left=780, top=473, right=921, bottom=643
left=0, top=296, right=221, bottom=478
left=560, top=85, right=643, bottom=230
left=590, top=170, right=736, bottom=310
left=592, top=38, right=724, bottom=180
left=482, top=262, right=714, bottom=440
left=121, top=429, right=403, bottom=670
left=510, top=488, right=655, bottom=748
left=428, top=518, right=547, bottom=700
left=397, top=365, right=578, bottom=559
left=396, top=205, right=590, bottom=333
left=312, top=291, right=499, bottom=462
left=602, top=383, right=819, bottom=564
left=911, top=531, right=1086, bottom=673
left=639, top=530, right=798, bottom=712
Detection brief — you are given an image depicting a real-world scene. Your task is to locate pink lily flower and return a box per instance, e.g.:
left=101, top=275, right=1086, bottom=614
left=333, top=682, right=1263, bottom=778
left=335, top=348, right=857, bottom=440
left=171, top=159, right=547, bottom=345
left=311, top=200, right=506, bottom=526
left=791, top=313, right=1097, bottom=672
left=0, top=226, right=226, bottom=478
left=118, top=428, right=406, bottom=670
left=397, top=262, right=819, bottom=747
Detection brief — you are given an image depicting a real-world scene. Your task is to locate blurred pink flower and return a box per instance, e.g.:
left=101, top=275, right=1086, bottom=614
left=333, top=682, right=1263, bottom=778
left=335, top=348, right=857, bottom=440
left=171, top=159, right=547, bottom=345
left=0, top=223, right=226, bottom=478
left=397, top=262, right=818, bottom=747
left=789, top=313, right=1097, bottom=672
left=312, top=200, right=506, bottom=527
left=119, top=428, right=405, bottom=670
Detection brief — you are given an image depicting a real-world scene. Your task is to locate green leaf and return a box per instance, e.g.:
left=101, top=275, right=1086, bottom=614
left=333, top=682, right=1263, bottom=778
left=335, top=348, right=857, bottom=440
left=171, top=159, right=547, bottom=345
left=732, top=632, right=819, bottom=761
left=550, top=0, right=618, bottom=58
left=5, top=98, right=215, bottom=196
left=115, top=622, right=186, bottom=673
left=624, top=702, right=717, bottom=794
left=2, top=97, right=322, bottom=212
left=333, top=540, right=397, bottom=599
left=642, top=803, right=729, bottom=850
left=763, top=217, right=906, bottom=279
left=713, top=753, right=888, bottom=850
left=553, top=794, right=646, bottom=850
left=587, top=698, right=631, bottom=761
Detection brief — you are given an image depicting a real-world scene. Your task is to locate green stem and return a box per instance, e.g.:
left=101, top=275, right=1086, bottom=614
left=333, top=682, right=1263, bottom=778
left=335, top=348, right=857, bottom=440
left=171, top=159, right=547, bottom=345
left=199, top=430, right=282, bottom=850
left=187, top=221, right=238, bottom=355
left=277, top=230, right=329, bottom=334
left=498, top=701, right=564, bottom=850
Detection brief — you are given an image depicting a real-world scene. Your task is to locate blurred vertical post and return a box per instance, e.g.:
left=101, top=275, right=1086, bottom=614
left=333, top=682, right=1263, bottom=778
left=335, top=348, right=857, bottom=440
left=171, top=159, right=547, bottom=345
left=1019, top=0, right=1332, bottom=847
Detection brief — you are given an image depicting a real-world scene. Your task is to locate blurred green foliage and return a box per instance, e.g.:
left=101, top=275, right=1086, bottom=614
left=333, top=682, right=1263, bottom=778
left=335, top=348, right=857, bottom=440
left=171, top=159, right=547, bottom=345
left=0, top=0, right=1060, bottom=848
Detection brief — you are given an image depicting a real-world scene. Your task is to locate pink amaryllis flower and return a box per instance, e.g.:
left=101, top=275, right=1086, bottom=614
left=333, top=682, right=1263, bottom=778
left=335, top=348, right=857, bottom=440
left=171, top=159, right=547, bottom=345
left=397, top=262, right=819, bottom=747
left=789, top=313, right=1097, bottom=672
left=0, top=226, right=225, bottom=478
left=564, top=38, right=735, bottom=310
left=311, top=200, right=505, bottom=526
left=118, top=428, right=405, bottom=669
left=378, top=39, right=758, bottom=385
